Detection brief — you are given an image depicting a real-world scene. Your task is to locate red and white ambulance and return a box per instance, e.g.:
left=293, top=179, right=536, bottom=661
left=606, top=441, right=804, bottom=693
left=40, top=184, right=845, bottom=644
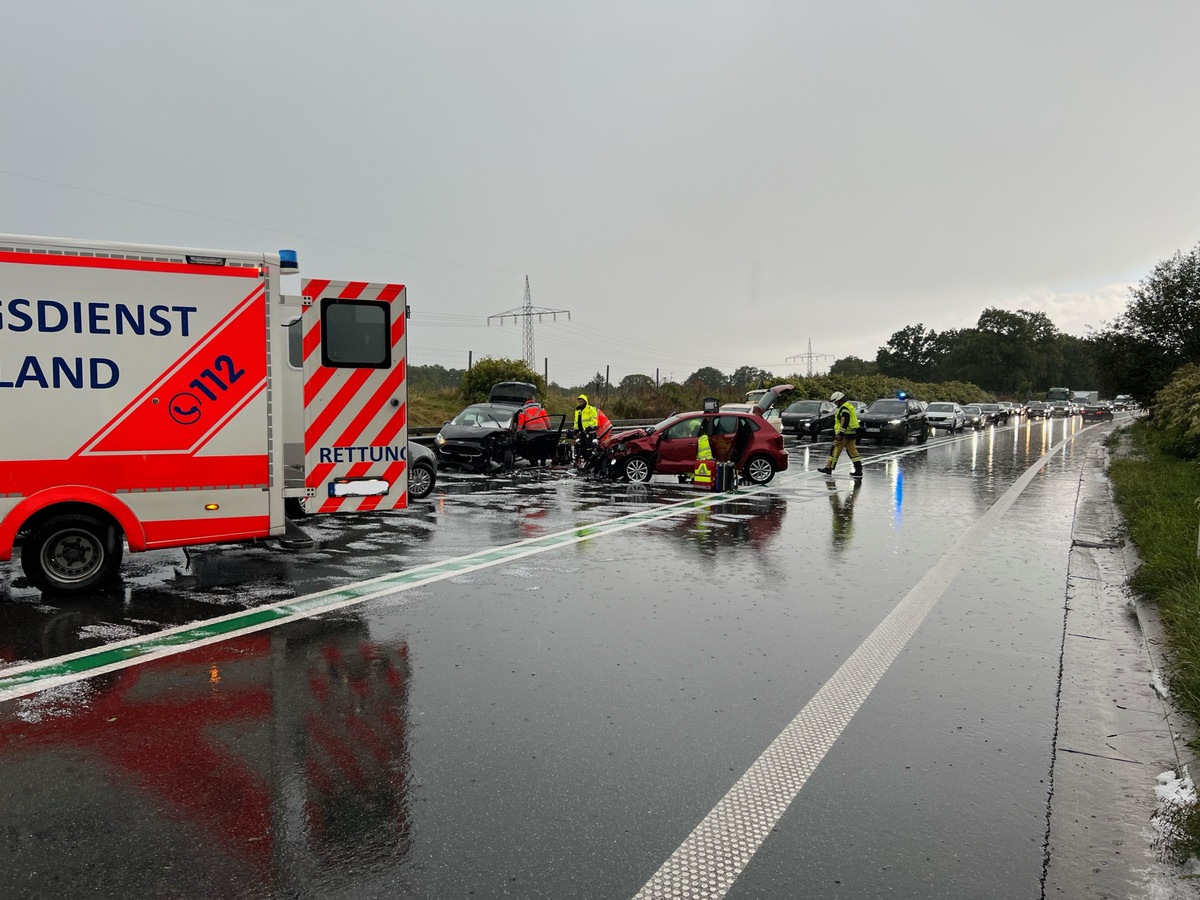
left=0, top=233, right=409, bottom=594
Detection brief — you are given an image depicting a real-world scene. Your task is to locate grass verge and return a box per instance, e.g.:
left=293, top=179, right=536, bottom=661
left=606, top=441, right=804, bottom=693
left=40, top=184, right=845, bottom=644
left=1108, top=421, right=1200, bottom=863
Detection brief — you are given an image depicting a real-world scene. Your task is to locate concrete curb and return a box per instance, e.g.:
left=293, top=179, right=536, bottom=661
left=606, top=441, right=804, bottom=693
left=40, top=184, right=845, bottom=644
left=1044, top=441, right=1200, bottom=898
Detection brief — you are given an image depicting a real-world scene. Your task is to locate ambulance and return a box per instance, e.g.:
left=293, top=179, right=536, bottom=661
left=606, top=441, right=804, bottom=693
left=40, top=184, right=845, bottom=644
left=0, top=233, right=409, bottom=594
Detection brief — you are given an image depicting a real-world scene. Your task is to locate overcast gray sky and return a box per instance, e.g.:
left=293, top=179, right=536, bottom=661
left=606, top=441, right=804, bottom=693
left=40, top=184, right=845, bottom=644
left=3, top=1, right=1197, bottom=387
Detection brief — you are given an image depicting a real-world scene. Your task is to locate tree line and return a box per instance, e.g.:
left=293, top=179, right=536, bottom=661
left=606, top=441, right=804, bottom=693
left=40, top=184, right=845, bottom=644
left=410, top=239, right=1200, bottom=423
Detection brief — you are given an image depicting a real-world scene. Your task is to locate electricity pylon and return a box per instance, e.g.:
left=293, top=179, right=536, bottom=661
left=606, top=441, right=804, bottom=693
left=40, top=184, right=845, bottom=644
left=488, top=276, right=571, bottom=369
left=786, top=339, right=834, bottom=377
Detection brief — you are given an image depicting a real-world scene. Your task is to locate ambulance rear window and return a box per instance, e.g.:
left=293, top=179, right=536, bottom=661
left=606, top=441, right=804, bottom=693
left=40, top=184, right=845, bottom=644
left=320, top=299, right=391, bottom=369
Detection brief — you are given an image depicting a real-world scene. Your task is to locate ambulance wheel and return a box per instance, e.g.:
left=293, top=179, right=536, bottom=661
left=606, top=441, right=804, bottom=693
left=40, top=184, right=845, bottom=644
left=744, top=454, right=776, bottom=485
left=21, top=513, right=124, bottom=595
left=623, top=455, right=654, bottom=484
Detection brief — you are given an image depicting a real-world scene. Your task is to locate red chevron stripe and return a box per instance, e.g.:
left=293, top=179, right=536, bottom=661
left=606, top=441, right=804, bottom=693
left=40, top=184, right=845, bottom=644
left=303, top=360, right=336, bottom=408
left=303, top=366, right=375, bottom=456
left=356, top=457, right=408, bottom=512
left=300, top=279, right=330, bottom=361
left=304, top=381, right=407, bottom=494
left=328, top=403, right=409, bottom=513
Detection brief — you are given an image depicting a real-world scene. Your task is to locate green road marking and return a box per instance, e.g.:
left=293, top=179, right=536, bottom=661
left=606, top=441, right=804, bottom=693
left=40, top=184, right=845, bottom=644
left=5, top=422, right=1091, bottom=703
left=0, top=478, right=781, bottom=702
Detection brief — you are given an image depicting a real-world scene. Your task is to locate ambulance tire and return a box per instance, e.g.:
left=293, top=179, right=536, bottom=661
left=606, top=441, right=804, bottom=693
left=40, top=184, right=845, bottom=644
left=623, top=455, right=654, bottom=484
left=744, top=454, right=777, bottom=485
left=22, top=513, right=124, bottom=595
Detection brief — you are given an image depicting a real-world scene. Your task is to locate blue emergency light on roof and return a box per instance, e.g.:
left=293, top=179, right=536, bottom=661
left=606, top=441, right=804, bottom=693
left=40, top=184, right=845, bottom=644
left=897, top=391, right=908, bottom=400
left=279, top=249, right=299, bottom=275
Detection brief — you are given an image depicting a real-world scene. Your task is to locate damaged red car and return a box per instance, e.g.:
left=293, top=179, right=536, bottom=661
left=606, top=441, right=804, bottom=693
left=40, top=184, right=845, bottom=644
left=608, top=384, right=793, bottom=485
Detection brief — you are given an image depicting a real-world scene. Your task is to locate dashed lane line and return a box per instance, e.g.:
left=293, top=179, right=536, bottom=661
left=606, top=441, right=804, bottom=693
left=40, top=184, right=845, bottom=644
left=632, top=428, right=1088, bottom=900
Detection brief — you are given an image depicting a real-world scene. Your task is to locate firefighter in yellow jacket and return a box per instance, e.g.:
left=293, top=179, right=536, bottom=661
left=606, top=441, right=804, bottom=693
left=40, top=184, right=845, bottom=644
left=818, top=391, right=863, bottom=478
left=573, top=394, right=598, bottom=432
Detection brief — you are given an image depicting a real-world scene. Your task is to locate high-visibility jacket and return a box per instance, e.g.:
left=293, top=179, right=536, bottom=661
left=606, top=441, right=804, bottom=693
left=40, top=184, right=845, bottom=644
left=697, top=434, right=713, bottom=460
left=574, top=395, right=599, bottom=431
left=517, top=401, right=550, bottom=430
left=835, top=401, right=859, bottom=437
left=596, top=409, right=612, bottom=439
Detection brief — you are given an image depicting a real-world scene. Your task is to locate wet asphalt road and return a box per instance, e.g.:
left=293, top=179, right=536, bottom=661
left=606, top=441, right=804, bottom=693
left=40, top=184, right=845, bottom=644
left=0, top=416, right=1123, bottom=898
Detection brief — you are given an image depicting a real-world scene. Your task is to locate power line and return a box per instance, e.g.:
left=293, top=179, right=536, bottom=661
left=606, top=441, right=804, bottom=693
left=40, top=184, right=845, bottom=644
left=487, top=276, right=571, bottom=368
left=786, top=339, right=834, bottom=376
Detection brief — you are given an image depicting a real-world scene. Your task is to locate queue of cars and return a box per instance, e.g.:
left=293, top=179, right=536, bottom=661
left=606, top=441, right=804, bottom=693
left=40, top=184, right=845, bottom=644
left=424, top=381, right=1126, bottom=491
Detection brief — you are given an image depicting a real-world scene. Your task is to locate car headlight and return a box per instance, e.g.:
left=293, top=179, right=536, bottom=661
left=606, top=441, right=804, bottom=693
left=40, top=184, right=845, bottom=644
left=887, top=418, right=902, bottom=425
left=435, top=434, right=445, bottom=446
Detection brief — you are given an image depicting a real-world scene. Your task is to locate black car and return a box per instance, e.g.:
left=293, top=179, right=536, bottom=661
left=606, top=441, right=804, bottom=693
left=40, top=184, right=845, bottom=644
left=780, top=399, right=836, bottom=440
left=1080, top=403, right=1114, bottom=423
left=858, top=398, right=929, bottom=445
left=434, top=399, right=566, bottom=473
left=1026, top=401, right=1050, bottom=420
left=977, top=402, right=1007, bottom=424
left=960, top=404, right=985, bottom=429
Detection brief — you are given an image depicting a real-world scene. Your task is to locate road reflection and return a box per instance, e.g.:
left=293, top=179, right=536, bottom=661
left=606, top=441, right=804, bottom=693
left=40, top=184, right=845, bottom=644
left=0, top=618, right=413, bottom=897
left=825, top=477, right=862, bottom=555
left=678, top=495, right=788, bottom=558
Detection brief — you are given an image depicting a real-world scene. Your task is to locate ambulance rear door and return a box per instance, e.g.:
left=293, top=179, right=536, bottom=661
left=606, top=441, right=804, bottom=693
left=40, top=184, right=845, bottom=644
left=300, top=279, right=408, bottom=513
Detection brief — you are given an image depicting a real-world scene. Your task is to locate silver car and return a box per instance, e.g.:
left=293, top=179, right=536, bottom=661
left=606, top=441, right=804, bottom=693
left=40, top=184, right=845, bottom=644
left=925, top=402, right=965, bottom=433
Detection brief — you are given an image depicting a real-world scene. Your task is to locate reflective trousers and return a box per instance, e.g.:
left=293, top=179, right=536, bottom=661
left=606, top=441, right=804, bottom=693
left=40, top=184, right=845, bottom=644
left=825, top=434, right=861, bottom=469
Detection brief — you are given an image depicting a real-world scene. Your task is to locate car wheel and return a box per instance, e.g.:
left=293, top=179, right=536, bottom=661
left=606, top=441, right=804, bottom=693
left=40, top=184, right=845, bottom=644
left=895, top=425, right=908, bottom=446
left=623, top=454, right=654, bottom=484
left=744, top=454, right=776, bottom=485
left=21, top=513, right=123, bottom=594
left=917, top=424, right=928, bottom=444
left=408, top=461, right=435, bottom=500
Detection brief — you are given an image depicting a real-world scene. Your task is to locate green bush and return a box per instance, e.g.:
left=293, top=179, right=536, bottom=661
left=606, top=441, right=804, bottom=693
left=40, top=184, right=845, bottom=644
left=1152, top=364, right=1200, bottom=460
left=459, top=357, right=544, bottom=405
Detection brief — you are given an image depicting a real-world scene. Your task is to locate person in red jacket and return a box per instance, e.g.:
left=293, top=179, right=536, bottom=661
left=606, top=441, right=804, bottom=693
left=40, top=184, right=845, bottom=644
left=516, top=393, right=549, bottom=430
left=515, top=392, right=553, bottom=467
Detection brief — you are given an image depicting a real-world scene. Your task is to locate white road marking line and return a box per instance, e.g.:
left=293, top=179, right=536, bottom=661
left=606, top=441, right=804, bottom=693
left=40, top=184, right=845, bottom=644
left=633, top=431, right=1080, bottom=899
